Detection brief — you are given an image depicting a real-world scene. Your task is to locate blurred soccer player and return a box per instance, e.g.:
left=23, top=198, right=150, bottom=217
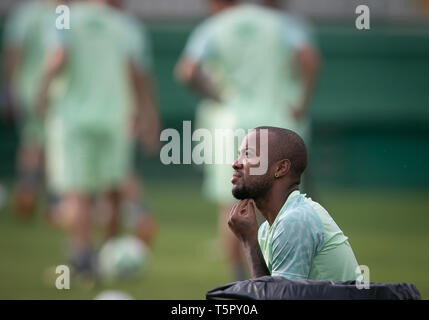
left=2, top=0, right=67, bottom=218
left=176, top=0, right=320, bottom=280
left=38, top=0, right=160, bottom=277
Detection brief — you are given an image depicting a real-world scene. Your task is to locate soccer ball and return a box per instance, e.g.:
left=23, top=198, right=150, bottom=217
left=98, top=235, right=149, bottom=281
left=94, top=290, right=134, bottom=300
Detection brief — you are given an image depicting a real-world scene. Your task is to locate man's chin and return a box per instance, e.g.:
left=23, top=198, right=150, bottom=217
left=232, top=186, right=248, bottom=200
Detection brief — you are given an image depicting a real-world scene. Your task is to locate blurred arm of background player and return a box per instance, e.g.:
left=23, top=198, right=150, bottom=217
left=175, top=47, right=320, bottom=115
left=292, top=44, right=321, bottom=121
left=263, top=0, right=321, bottom=121
left=174, top=5, right=225, bottom=104
left=175, top=58, right=223, bottom=103
left=2, top=29, right=24, bottom=122
left=36, top=48, right=66, bottom=117
left=128, top=62, right=160, bottom=156
left=3, top=45, right=21, bottom=117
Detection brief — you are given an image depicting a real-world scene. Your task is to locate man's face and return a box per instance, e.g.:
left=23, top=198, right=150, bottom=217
left=231, top=131, right=272, bottom=200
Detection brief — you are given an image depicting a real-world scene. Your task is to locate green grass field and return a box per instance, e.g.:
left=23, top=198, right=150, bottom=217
left=0, top=181, right=428, bottom=299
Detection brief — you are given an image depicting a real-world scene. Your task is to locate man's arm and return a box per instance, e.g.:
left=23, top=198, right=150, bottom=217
left=175, top=58, right=222, bottom=103
left=175, top=20, right=222, bottom=103
left=228, top=199, right=270, bottom=278
left=4, top=47, right=21, bottom=87
left=2, top=46, right=22, bottom=120
left=37, top=48, right=66, bottom=116
left=291, top=45, right=320, bottom=120
left=128, top=62, right=160, bottom=155
left=242, top=237, right=271, bottom=279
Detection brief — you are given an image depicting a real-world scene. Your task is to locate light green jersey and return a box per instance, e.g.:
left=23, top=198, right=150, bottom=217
left=182, top=4, right=313, bottom=134
left=3, top=0, right=56, bottom=110
left=258, top=191, right=360, bottom=281
left=50, top=2, right=148, bottom=132
left=45, top=2, right=152, bottom=193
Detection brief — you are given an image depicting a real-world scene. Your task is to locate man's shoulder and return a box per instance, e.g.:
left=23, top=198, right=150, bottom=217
left=192, top=14, right=219, bottom=33
left=276, top=195, right=325, bottom=231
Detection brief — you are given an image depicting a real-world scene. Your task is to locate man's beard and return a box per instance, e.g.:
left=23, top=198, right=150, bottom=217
left=232, top=178, right=271, bottom=200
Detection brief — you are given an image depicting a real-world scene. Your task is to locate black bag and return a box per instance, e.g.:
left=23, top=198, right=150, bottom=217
left=206, top=276, right=421, bottom=300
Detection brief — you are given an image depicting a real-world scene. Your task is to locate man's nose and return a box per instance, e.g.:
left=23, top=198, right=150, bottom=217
left=232, top=157, right=243, bottom=169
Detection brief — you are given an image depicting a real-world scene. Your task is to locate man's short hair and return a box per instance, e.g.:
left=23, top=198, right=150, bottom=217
left=254, top=126, right=307, bottom=178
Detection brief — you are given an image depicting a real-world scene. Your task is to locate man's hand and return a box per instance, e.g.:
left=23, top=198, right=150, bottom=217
left=228, top=199, right=259, bottom=243
left=129, top=111, right=160, bottom=156
left=140, top=123, right=160, bottom=156
left=36, top=88, right=49, bottom=119
left=228, top=199, right=271, bottom=278
left=176, top=58, right=223, bottom=103
left=290, top=104, right=307, bottom=121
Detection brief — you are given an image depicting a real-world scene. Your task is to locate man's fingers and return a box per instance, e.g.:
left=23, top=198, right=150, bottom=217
left=228, top=203, right=238, bottom=225
left=229, top=200, right=252, bottom=228
left=246, top=199, right=255, bottom=215
left=238, top=199, right=249, bottom=214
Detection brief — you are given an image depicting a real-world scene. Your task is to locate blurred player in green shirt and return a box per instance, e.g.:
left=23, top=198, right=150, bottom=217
left=38, top=0, right=159, bottom=277
left=176, top=0, right=320, bottom=281
left=3, top=0, right=64, bottom=217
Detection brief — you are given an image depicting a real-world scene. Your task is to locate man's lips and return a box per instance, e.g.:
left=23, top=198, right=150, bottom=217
left=231, top=172, right=242, bottom=184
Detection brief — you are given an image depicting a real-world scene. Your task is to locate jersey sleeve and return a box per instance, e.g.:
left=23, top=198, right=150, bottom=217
left=139, top=25, right=154, bottom=71
left=181, top=20, right=214, bottom=62
left=270, top=208, right=324, bottom=279
left=125, top=18, right=153, bottom=72
left=282, top=16, right=314, bottom=50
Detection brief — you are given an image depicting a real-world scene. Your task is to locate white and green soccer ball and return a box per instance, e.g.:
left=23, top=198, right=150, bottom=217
left=94, top=290, right=134, bottom=300
left=98, top=235, right=150, bottom=281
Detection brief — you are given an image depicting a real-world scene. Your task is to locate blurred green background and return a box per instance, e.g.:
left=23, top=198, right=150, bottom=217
left=0, top=21, right=428, bottom=299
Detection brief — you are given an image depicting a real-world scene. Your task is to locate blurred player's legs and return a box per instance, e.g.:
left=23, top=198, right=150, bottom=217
left=64, top=192, right=94, bottom=275
left=121, top=173, right=158, bottom=248
left=104, top=189, right=122, bottom=241
left=14, top=118, right=45, bottom=218
left=45, top=115, right=131, bottom=277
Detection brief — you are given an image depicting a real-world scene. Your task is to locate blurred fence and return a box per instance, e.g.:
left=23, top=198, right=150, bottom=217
left=1, top=21, right=429, bottom=188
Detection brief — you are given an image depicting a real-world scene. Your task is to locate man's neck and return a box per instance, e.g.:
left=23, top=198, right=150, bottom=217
left=254, top=184, right=299, bottom=226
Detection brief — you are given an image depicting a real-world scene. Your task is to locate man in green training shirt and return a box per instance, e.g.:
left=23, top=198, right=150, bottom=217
left=228, top=127, right=359, bottom=281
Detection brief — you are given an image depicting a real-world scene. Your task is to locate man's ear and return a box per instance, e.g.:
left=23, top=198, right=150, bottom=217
left=275, top=159, right=291, bottom=178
